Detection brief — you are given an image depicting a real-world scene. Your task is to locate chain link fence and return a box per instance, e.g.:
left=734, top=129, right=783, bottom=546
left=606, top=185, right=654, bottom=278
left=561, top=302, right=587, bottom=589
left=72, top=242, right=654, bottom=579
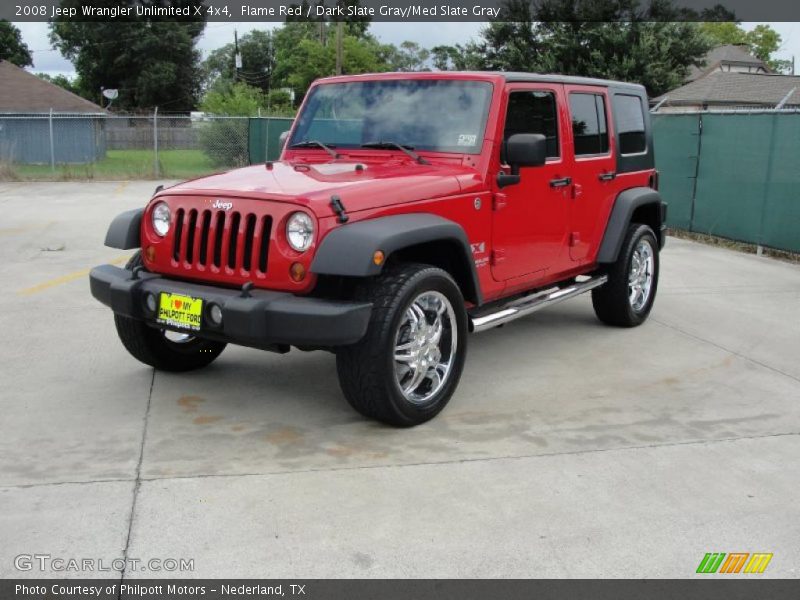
left=0, top=111, right=294, bottom=180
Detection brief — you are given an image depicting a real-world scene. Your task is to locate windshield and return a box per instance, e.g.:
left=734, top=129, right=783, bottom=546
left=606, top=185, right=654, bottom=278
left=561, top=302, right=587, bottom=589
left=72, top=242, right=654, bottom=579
left=289, top=79, right=494, bottom=155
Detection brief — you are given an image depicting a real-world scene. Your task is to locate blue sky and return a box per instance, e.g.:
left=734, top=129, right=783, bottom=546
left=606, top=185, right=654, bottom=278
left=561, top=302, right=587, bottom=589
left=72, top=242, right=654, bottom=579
left=14, top=21, right=800, bottom=78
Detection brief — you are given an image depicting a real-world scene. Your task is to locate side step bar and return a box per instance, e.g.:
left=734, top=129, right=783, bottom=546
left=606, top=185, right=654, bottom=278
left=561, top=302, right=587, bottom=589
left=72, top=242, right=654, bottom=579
left=470, top=274, right=608, bottom=333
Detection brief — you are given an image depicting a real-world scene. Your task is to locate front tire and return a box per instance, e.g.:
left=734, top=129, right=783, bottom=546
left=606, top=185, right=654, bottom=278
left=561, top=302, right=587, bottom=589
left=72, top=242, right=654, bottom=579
left=336, top=263, right=468, bottom=427
left=592, top=223, right=659, bottom=327
left=114, top=252, right=226, bottom=372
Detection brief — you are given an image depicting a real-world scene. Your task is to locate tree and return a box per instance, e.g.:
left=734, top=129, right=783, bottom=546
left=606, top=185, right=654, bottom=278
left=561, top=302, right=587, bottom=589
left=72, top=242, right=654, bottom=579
left=278, top=34, right=393, bottom=97
left=432, top=0, right=713, bottom=97
left=268, top=19, right=395, bottom=101
left=197, top=81, right=262, bottom=167
left=0, top=20, right=32, bottom=67
left=387, top=42, right=431, bottom=72
left=203, top=30, right=276, bottom=93
left=700, top=22, right=791, bottom=73
left=36, top=73, right=82, bottom=96
left=49, top=1, right=206, bottom=112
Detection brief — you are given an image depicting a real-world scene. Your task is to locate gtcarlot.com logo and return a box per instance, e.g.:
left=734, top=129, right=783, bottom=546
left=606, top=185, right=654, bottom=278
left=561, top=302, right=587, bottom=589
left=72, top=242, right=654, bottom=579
left=14, top=554, right=194, bottom=572
left=696, top=552, right=773, bottom=574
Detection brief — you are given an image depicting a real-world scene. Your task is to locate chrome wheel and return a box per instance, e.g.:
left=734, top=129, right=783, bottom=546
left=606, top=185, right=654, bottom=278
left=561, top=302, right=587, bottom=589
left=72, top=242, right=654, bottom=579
left=393, top=291, right=457, bottom=405
left=629, top=238, right=654, bottom=312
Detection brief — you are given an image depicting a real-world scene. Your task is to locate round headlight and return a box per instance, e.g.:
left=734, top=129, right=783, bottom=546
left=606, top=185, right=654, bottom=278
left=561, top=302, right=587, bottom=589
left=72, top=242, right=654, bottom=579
left=151, top=202, right=171, bottom=237
left=286, top=212, right=314, bottom=252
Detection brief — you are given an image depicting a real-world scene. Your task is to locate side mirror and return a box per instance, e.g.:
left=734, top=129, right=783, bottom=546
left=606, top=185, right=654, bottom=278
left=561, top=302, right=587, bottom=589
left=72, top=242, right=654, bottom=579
left=279, top=131, right=290, bottom=152
left=498, top=133, right=547, bottom=188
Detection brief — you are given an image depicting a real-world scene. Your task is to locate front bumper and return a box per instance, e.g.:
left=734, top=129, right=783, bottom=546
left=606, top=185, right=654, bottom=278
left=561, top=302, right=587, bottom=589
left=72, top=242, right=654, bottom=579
left=89, top=265, right=372, bottom=349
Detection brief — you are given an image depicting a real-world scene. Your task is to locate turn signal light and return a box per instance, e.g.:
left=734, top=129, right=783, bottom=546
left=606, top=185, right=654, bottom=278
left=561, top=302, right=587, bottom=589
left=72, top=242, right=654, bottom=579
left=289, top=262, right=306, bottom=282
left=373, top=250, right=385, bottom=266
left=144, top=245, right=156, bottom=262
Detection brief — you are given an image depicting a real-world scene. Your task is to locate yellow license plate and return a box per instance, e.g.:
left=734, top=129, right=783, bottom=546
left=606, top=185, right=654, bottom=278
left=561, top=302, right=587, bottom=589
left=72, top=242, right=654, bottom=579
left=157, top=292, right=203, bottom=331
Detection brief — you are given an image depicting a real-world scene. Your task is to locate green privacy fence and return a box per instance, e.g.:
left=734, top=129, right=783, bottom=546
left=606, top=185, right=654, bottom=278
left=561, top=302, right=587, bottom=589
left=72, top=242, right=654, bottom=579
left=248, top=117, right=294, bottom=163
left=653, top=112, right=800, bottom=253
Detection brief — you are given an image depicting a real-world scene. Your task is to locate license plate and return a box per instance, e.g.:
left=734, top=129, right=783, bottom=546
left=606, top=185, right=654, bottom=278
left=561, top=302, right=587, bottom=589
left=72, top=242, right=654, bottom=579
left=157, top=292, right=203, bottom=331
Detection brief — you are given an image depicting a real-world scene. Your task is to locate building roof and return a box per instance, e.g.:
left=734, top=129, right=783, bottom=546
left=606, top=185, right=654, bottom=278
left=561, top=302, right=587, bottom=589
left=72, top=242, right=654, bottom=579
left=0, top=60, right=104, bottom=114
left=686, top=44, right=770, bottom=82
left=653, top=71, right=800, bottom=107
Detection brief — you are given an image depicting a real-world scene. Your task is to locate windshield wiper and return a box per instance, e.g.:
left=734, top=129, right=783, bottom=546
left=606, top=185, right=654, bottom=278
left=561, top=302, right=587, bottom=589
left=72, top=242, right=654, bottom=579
left=288, top=140, right=339, bottom=158
left=361, top=141, right=430, bottom=165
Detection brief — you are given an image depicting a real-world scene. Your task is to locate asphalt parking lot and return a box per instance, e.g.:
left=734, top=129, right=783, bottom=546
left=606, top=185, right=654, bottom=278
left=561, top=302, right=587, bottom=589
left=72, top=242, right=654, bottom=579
left=0, top=181, right=798, bottom=579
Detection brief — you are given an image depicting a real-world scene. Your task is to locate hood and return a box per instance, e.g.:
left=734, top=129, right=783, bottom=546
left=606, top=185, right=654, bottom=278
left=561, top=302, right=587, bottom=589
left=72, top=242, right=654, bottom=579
left=164, top=159, right=482, bottom=218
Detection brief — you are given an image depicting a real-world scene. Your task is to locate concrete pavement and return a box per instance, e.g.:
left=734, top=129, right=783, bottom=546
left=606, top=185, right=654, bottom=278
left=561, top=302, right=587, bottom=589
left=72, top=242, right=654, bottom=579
left=0, top=181, right=798, bottom=578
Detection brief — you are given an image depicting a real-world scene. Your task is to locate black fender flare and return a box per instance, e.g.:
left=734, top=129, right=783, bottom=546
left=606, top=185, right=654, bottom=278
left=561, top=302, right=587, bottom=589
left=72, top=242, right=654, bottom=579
left=310, top=213, right=483, bottom=305
left=104, top=208, right=143, bottom=250
left=597, top=187, right=666, bottom=263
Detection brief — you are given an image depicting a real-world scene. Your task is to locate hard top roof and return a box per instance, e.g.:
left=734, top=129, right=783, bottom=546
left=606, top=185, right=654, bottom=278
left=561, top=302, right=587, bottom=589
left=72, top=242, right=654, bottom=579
left=315, top=70, right=646, bottom=93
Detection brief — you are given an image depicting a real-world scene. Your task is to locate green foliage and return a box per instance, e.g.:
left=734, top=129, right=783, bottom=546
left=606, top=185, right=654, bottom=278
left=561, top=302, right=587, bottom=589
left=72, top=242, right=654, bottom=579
left=203, top=29, right=276, bottom=92
left=432, top=0, right=713, bottom=97
left=0, top=20, right=32, bottom=67
left=387, top=42, right=431, bottom=72
left=36, top=73, right=83, bottom=97
left=197, top=118, right=250, bottom=168
left=265, top=89, right=294, bottom=114
left=699, top=22, right=791, bottom=73
left=200, top=81, right=267, bottom=116
left=197, top=81, right=263, bottom=167
left=276, top=33, right=393, bottom=101
left=49, top=1, right=206, bottom=112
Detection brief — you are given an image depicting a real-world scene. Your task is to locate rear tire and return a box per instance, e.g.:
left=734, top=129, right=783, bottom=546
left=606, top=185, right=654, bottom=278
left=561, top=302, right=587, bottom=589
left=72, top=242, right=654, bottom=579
left=592, top=223, right=659, bottom=327
left=336, top=263, right=468, bottom=427
left=114, top=252, right=226, bottom=371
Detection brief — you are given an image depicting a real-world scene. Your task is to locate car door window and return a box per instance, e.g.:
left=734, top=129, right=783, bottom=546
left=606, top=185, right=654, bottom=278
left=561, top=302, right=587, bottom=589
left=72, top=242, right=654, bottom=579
left=569, top=93, right=609, bottom=156
left=504, top=91, right=560, bottom=160
left=615, top=94, right=647, bottom=155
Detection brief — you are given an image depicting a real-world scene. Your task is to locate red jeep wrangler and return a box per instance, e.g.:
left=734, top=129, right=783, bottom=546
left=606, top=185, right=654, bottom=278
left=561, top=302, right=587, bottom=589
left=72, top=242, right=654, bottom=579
left=91, top=72, right=665, bottom=426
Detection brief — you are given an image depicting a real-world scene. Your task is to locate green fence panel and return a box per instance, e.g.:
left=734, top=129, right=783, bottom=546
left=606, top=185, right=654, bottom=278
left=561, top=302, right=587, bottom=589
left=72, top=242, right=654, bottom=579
left=248, top=117, right=294, bottom=163
left=692, top=114, right=774, bottom=244
left=652, top=114, right=699, bottom=230
left=760, top=114, right=800, bottom=253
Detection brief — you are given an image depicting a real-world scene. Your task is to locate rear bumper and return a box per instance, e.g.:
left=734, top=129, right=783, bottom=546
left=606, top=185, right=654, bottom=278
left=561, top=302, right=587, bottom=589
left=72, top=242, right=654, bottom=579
left=89, top=264, right=372, bottom=348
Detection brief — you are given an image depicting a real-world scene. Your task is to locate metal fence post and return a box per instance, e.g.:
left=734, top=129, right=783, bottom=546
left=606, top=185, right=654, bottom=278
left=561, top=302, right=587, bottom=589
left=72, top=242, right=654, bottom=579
left=153, top=106, right=159, bottom=178
left=48, top=108, right=55, bottom=173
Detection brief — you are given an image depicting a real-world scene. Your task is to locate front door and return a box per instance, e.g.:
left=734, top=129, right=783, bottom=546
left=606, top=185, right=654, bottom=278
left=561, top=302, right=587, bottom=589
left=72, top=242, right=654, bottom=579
left=491, top=85, right=572, bottom=281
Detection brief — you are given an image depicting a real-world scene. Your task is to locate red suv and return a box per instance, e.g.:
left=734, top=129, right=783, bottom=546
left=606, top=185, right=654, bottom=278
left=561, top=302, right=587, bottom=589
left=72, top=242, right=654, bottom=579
left=91, top=72, right=665, bottom=426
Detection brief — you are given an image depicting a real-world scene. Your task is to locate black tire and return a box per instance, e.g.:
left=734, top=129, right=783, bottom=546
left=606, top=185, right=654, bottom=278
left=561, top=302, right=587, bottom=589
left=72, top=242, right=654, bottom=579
left=336, top=263, right=468, bottom=427
left=592, top=223, right=660, bottom=327
left=113, top=252, right=226, bottom=372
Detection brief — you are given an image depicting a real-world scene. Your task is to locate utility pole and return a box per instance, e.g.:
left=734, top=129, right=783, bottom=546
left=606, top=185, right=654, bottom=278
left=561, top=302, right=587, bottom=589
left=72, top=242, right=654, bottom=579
left=335, top=21, right=343, bottom=75
left=234, top=29, right=242, bottom=81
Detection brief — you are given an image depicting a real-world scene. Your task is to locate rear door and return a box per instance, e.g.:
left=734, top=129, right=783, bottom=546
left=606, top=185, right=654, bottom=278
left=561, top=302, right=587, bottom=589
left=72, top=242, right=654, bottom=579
left=564, top=85, right=616, bottom=262
left=491, top=84, right=573, bottom=281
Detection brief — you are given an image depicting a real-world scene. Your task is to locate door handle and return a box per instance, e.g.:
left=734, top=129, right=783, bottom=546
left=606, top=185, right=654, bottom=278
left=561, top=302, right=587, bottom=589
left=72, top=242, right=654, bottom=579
left=598, top=171, right=616, bottom=181
left=549, top=177, right=572, bottom=188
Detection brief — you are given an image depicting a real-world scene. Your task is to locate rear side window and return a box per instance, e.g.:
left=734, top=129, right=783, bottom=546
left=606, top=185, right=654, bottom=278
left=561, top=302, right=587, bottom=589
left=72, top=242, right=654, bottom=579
left=504, top=91, right=560, bottom=158
left=569, top=93, right=609, bottom=156
left=615, top=94, right=647, bottom=155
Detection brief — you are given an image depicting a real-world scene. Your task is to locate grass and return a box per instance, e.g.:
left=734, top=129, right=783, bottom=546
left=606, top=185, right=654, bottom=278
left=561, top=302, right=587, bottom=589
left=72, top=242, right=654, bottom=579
left=3, top=149, right=220, bottom=181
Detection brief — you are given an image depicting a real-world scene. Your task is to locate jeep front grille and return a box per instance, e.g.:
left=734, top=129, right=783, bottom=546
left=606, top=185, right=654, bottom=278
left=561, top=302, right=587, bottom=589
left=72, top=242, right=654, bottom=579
left=172, top=208, right=272, bottom=274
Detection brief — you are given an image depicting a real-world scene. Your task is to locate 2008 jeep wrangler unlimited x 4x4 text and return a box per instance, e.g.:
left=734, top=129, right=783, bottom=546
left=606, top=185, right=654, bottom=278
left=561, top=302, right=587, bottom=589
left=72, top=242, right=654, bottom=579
left=91, top=72, right=665, bottom=427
